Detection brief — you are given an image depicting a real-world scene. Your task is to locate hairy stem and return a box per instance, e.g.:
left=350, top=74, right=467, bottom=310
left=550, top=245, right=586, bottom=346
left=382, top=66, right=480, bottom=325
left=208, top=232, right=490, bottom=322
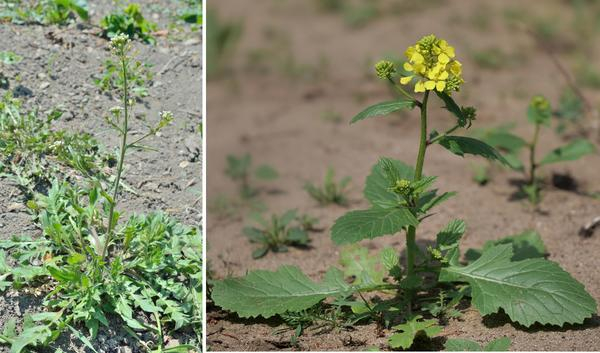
left=102, top=55, right=129, bottom=260
left=405, top=90, right=430, bottom=314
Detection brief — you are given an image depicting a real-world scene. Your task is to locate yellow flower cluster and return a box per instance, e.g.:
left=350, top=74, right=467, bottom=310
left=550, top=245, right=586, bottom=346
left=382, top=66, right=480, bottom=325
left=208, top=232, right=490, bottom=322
left=400, top=35, right=463, bottom=93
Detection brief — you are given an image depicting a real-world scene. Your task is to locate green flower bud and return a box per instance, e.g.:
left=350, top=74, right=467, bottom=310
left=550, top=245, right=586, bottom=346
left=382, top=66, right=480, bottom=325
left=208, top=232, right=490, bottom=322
left=375, top=60, right=396, bottom=80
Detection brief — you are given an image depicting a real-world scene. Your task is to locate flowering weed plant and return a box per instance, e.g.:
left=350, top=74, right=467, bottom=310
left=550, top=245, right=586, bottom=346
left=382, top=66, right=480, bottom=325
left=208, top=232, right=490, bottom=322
left=211, top=34, right=597, bottom=350
left=0, top=35, right=201, bottom=352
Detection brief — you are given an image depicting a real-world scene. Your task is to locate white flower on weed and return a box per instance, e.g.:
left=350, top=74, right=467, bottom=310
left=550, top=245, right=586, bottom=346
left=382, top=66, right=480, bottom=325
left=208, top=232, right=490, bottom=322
left=109, top=33, right=131, bottom=55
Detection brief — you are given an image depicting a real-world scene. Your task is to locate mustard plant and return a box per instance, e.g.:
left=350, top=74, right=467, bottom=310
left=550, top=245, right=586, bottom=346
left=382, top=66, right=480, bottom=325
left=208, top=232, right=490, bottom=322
left=211, top=34, right=596, bottom=350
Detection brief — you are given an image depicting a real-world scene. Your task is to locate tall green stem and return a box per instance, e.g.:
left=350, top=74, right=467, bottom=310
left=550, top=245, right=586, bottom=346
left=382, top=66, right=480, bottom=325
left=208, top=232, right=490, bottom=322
left=405, top=90, right=429, bottom=313
left=529, top=123, right=540, bottom=185
left=102, top=55, right=129, bottom=260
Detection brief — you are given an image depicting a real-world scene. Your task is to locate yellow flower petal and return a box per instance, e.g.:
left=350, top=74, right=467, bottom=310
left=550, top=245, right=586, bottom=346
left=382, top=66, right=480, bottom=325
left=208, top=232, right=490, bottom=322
left=424, top=80, right=436, bottom=90
left=405, top=46, right=415, bottom=60
left=439, top=71, right=449, bottom=80
left=403, top=62, right=414, bottom=72
left=436, top=80, right=446, bottom=92
left=438, top=53, right=450, bottom=64
left=414, top=81, right=425, bottom=93
left=400, top=76, right=413, bottom=85
left=411, top=52, right=424, bottom=64
left=450, top=61, right=462, bottom=76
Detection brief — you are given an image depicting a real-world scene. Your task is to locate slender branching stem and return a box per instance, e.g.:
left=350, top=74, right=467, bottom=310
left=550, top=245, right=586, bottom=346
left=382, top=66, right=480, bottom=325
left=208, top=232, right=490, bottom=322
left=102, top=54, right=129, bottom=260
left=405, top=90, right=430, bottom=314
left=387, top=77, right=421, bottom=107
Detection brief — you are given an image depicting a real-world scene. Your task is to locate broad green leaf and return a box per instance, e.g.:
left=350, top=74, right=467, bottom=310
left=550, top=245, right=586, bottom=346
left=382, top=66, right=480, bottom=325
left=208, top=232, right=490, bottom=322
left=444, top=338, right=482, bottom=351
left=255, top=164, right=278, bottom=180
left=441, top=244, right=596, bottom=327
left=465, top=230, right=546, bottom=263
left=445, top=337, right=511, bottom=351
left=211, top=266, right=351, bottom=318
left=480, top=131, right=527, bottom=153
left=435, top=91, right=467, bottom=126
left=364, top=158, right=414, bottom=208
left=388, top=315, right=442, bottom=349
left=339, top=245, right=386, bottom=285
left=438, top=136, right=510, bottom=166
left=350, top=100, right=415, bottom=124
left=484, top=337, right=511, bottom=351
left=11, top=324, right=52, bottom=353
left=539, top=139, right=596, bottom=165
left=331, top=207, right=418, bottom=245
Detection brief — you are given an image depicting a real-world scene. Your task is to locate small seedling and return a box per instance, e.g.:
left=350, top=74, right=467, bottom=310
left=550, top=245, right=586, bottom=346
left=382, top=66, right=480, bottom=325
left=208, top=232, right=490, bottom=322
left=211, top=35, right=597, bottom=350
left=475, top=96, right=595, bottom=203
left=100, top=3, right=157, bottom=44
left=225, top=153, right=278, bottom=199
left=304, top=167, right=351, bottom=206
left=0, top=50, right=22, bottom=89
left=206, top=9, right=242, bottom=78
left=243, top=209, right=309, bottom=259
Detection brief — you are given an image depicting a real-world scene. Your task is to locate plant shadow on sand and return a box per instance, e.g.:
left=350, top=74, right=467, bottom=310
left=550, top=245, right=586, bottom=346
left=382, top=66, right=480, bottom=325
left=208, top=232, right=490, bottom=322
left=482, top=312, right=600, bottom=333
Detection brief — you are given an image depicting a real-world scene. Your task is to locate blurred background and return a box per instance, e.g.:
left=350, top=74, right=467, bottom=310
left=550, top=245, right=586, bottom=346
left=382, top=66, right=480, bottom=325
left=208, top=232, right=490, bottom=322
left=206, top=1, right=600, bottom=350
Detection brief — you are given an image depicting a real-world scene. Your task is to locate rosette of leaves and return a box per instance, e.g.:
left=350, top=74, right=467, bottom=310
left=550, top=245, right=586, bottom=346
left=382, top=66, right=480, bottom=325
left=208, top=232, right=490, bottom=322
left=0, top=181, right=201, bottom=352
left=243, top=209, right=309, bottom=259
left=210, top=35, right=596, bottom=350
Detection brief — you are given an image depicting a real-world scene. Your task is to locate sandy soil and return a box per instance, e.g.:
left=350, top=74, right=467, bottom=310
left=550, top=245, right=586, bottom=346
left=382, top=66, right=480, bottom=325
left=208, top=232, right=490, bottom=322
left=206, top=0, right=600, bottom=351
left=0, top=1, right=202, bottom=352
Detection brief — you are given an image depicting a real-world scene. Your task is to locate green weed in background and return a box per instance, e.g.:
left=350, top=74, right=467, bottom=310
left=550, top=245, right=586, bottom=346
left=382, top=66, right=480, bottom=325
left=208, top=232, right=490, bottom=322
left=0, top=93, right=114, bottom=196
left=471, top=96, right=595, bottom=203
left=304, top=167, right=351, bottom=206
left=244, top=209, right=309, bottom=259
left=206, top=9, right=242, bottom=78
left=100, top=3, right=157, bottom=44
left=0, top=0, right=88, bottom=25
left=225, top=153, right=278, bottom=199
